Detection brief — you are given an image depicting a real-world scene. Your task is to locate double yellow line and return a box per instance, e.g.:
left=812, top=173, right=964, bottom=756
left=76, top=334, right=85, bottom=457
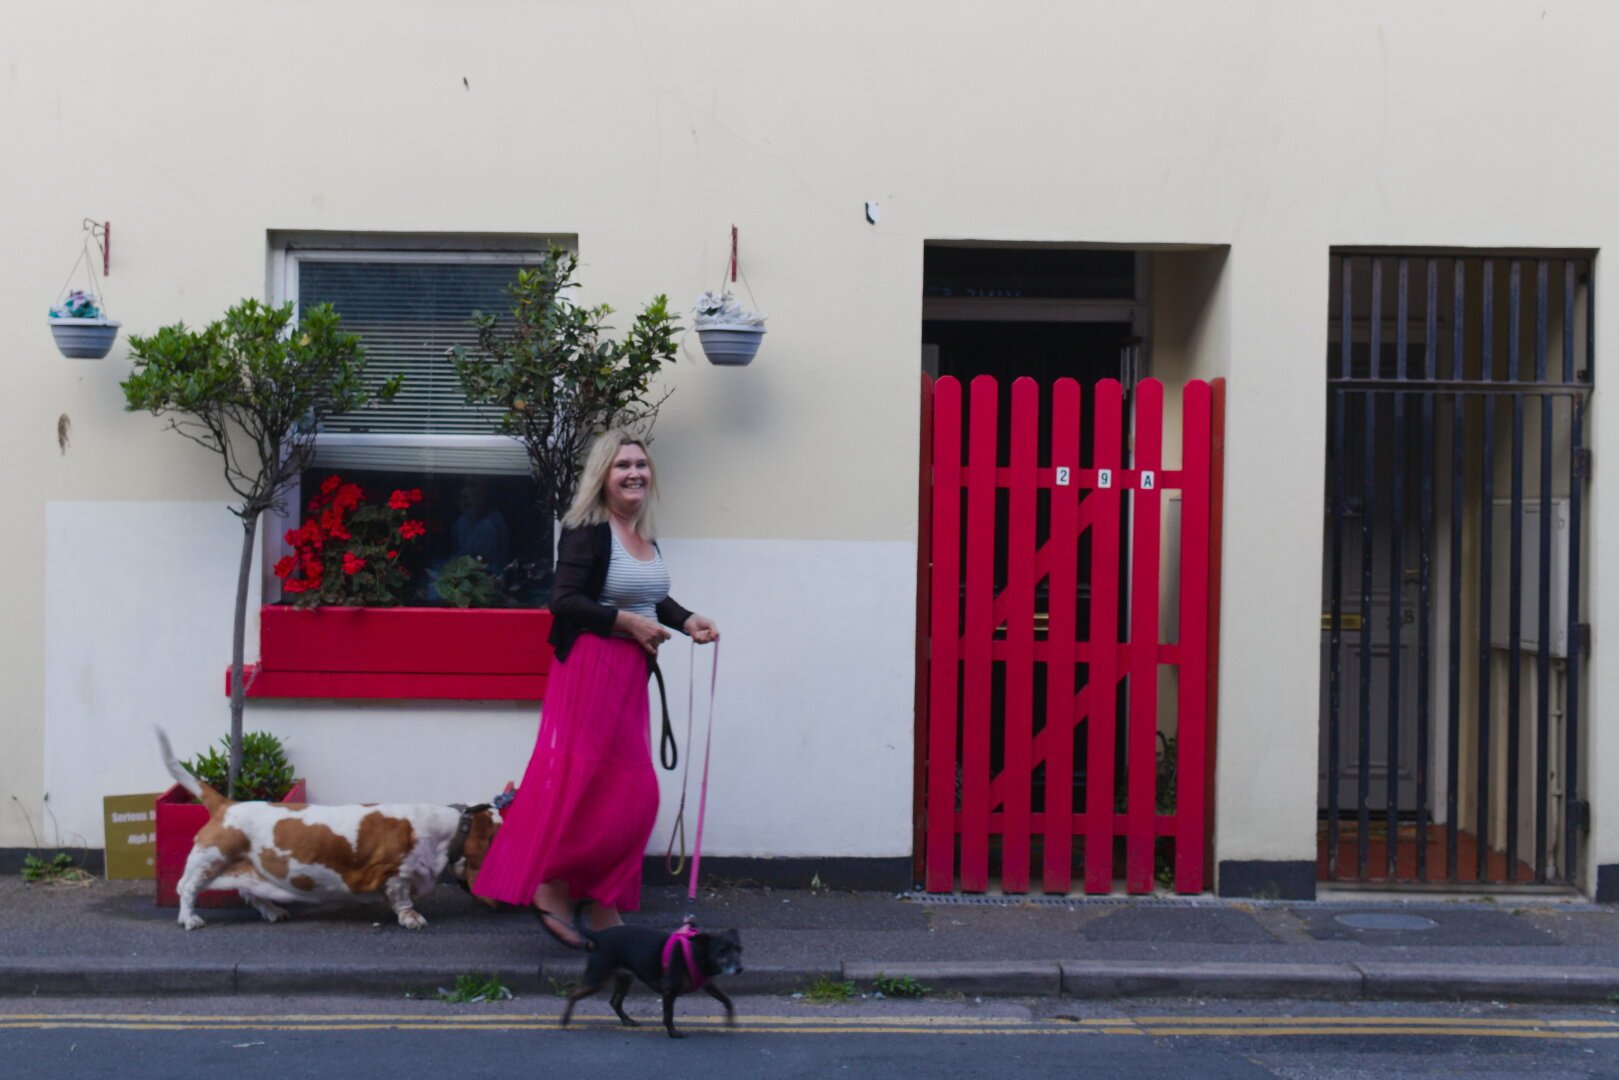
left=3, top=1013, right=1618, bottom=1040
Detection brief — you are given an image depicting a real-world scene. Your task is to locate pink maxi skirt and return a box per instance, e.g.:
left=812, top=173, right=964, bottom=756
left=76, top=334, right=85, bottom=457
left=473, top=634, right=658, bottom=913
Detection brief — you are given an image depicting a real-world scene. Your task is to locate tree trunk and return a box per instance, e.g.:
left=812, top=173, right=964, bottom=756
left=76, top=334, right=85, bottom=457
left=227, top=513, right=259, bottom=799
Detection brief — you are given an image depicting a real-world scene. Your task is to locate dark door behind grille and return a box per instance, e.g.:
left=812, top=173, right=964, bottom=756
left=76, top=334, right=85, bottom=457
left=1320, top=253, right=1591, bottom=887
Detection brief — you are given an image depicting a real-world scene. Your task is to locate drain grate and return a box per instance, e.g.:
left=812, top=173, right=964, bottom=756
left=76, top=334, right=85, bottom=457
left=899, top=892, right=1239, bottom=909
left=898, top=892, right=1602, bottom=913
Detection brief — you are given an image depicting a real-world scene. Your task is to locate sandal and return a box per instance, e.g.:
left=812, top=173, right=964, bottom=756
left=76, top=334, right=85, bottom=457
left=533, top=907, right=590, bottom=951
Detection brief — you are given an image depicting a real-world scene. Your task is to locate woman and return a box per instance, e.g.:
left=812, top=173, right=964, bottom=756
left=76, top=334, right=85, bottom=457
left=473, top=430, right=718, bottom=948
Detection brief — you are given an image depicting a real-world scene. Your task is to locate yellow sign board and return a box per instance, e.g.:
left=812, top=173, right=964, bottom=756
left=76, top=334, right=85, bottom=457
left=103, top=793, right=161, bottom=880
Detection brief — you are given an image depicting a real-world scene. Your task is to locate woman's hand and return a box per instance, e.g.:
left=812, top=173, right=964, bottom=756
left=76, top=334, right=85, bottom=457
left=683, top=614, right=720, bottom=644
left=616, top=611, right=673, bottom=655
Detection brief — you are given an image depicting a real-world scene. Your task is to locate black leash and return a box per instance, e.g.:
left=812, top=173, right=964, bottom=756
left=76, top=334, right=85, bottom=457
left=652, top=659, right=677, bottom=771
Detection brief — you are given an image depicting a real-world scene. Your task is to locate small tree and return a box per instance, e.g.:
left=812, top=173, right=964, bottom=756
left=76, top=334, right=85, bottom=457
left=123, top=300, right=398, bottom=797
left=449, top=247, right=680, bottom=516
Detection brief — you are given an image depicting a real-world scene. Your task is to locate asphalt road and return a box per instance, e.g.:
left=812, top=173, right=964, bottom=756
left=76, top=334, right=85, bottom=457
left=7, top=995, right=1619, bottom=1079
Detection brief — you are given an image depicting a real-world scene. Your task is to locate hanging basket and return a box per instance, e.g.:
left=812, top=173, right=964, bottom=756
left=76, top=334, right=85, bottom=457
left=49, top=317, right=121, bottom=360
left=695, top=228, right=766, bottom=367
left=696, top=324, right=766, bottom=366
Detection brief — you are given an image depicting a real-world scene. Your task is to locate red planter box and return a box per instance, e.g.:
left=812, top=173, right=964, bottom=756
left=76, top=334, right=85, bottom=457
left=227, top=606, right=555, bottom=701
left=154, top=779, right=308, bottom=907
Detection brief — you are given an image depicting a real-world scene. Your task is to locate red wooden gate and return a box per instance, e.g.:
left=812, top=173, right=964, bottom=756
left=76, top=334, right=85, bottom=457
left=919, top=375, right=1220, bottom=895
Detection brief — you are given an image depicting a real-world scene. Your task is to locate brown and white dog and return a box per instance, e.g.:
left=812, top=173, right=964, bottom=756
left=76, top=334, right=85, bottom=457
left=157, top=728, right=502, bottom=931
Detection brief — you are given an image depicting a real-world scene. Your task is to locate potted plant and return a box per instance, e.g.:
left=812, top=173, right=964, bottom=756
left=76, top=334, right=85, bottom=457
left=123, top=299, right=399, bottom=796
left=48, top=289, right=121, bottom=359
left=693, top=290, right=766, bottom=366
left=154, top=731, right=307, bottom=907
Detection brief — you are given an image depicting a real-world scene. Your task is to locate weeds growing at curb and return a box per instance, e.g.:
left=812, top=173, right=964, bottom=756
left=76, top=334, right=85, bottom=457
left=548, top=975, right=580, bottom=998
left=804, top=976, right=857, bottom=1003
left=872, top=973, right=929, bottom=999
left=12, top=795, right=92, bottom=886
left=433, top=974, right=513, bottom=1003
left=21, top=852, right=91, bottom=886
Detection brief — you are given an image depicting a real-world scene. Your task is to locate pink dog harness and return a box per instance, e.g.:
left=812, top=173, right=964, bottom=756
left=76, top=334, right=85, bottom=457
left=662, top=923, right=705, bottom=990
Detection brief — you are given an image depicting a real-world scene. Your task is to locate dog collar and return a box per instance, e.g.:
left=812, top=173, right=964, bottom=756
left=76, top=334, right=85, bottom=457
left=662, top=924, right=705, bottom=990
left=446, top=803, right=489, bottom=892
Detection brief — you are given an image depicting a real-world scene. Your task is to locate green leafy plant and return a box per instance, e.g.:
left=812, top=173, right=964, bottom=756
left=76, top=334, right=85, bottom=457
left=183, top=731, right=295, bottom=802
left=434, top=555, right=511, bottom=609
left=449, top=246, right=679, bottom=515
left=804, top=976, right=857, bottom=1004
left=436, top=974, right=512, bottom=1004
left=872, top=973, right=929, bottom=999
left=123, top=300, right=399, bottom=797
left=21, top=852, right=87, bottom=885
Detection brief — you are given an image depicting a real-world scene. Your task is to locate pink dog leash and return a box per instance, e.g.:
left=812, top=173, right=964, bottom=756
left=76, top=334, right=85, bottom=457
left=663, top=641, right=720, bottom=915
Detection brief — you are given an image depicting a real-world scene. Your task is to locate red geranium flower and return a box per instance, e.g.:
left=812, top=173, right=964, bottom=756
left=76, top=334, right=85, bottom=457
left=342, top=552, right=366, bottom=576
left=333, top=484, right=364, bottom=513
left=400, top=520, right=427, bottom=540
left=273, top=555, right=296, bottom=580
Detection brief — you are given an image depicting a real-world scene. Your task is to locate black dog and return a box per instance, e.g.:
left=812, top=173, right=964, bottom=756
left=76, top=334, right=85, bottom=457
left=559, top=904, right=743, bottom=1039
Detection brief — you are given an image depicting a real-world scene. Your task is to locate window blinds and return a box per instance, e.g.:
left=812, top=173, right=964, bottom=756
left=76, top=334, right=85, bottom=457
left=300, top=258, right=535, bottom=473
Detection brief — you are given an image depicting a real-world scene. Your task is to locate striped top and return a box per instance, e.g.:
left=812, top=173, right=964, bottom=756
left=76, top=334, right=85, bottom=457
left=600, top=531, right=671, bottom=618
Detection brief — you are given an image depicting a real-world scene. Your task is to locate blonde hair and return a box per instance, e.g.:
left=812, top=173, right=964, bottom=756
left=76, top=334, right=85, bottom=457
left=563, top=429, right=658, bottom=539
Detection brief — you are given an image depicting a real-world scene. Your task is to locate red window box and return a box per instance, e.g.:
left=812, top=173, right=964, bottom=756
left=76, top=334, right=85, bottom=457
left=154, top=779, right=309, bottom=908
left=226, top=606, right=555, bottom=702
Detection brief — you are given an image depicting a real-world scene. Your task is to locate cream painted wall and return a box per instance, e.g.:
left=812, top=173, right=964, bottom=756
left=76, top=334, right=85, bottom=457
left=7, top=2, right=1619, bottom=888
left=43, top=505, right=916, bottom=857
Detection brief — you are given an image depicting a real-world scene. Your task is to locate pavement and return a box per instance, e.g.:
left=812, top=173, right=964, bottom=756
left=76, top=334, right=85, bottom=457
left=7, top=874, right=1619, bottom=1003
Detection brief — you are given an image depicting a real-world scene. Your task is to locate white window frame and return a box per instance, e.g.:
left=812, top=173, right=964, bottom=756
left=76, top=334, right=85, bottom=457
left=262, top=234, right=570, bottom=602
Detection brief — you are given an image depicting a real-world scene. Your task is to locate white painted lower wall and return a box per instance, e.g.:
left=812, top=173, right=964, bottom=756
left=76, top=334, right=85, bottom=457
left=43, top=502, right=916, bottom=860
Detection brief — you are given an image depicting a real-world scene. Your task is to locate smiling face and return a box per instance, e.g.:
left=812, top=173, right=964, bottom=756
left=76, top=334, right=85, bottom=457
left=604, top=442, right=652, bottom=519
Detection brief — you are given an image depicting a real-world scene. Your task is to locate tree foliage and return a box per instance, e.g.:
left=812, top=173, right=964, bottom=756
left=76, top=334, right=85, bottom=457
left=123, top=300, right=398, bottom=521
left=449, top=248, right=679, bottom=514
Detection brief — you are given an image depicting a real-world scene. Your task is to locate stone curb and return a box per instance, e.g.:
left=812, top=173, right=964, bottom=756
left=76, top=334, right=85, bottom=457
left=235, top=962, right=547, bottom=997
left=1356, top=962, right=1619, bottom=1002
left=6, top=960, right=1619, bottom=1003
left=0, top=960, right=235, bottom=997
left=844, top=961, right=1062, bottom=997
left=1061, top=961, right=1363, bottom=1000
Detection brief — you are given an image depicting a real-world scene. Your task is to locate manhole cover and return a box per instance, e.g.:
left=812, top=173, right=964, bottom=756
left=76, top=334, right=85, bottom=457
left=1334, top=912, right=1439, bottom=931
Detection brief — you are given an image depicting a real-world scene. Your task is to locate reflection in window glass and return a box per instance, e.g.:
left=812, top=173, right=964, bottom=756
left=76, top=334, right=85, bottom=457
left=287, top=468, right=553, bottom=607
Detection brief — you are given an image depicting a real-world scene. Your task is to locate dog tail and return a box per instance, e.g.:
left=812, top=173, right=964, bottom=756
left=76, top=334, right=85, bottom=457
left=155, top=726, right=229, bottom=812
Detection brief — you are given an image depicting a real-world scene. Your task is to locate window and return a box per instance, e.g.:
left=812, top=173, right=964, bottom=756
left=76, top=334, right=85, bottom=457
left=269, top=240, right=569, bottom=607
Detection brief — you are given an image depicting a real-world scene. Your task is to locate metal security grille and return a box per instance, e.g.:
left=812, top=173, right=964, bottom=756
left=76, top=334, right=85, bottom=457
left=1322, top=253, right=1592, bottom=886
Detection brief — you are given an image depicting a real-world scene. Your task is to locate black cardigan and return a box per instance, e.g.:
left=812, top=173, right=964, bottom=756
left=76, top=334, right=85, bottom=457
left=546, top=522, right=694, bottom=663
